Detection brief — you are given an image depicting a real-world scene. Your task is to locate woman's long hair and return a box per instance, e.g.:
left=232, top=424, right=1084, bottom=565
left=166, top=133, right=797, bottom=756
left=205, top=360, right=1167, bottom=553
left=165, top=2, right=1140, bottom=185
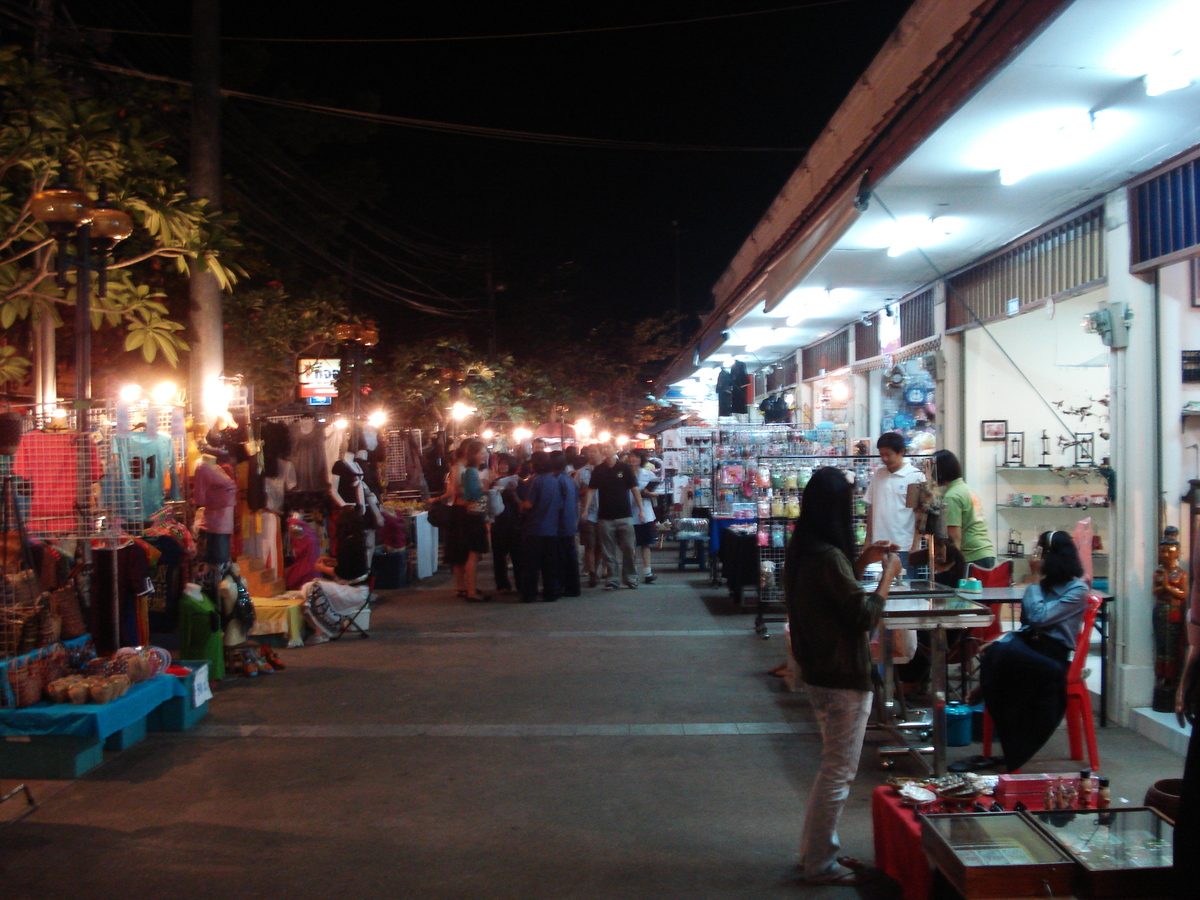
left=1038, top=529, right=1084, bottom=591
left=787, top=466, right=856, bottom=566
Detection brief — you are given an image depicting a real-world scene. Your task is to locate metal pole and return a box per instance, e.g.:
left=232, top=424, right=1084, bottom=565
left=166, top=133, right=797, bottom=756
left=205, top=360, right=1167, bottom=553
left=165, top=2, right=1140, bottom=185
left=74, top=223, right=91, bottom=403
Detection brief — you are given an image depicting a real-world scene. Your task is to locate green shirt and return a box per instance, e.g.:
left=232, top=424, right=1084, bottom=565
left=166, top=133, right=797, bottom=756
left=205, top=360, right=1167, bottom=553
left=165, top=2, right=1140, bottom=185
left=941, top=478, right=994, bottom=563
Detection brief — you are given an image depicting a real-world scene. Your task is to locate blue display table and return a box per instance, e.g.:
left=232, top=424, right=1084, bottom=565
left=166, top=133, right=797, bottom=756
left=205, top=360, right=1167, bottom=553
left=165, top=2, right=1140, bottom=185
left=0, top=674, right=189, bottom=779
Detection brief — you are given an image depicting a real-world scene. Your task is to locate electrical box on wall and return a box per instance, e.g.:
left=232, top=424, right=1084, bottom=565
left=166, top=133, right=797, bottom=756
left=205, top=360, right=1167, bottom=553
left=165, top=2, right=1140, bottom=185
left=1082, top=300, right=1131, bottom=348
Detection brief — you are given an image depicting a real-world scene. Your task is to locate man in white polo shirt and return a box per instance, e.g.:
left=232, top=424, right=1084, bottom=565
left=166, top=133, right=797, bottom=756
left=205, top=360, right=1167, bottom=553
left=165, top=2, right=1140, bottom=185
left=865, top=432, right=925, bottom=576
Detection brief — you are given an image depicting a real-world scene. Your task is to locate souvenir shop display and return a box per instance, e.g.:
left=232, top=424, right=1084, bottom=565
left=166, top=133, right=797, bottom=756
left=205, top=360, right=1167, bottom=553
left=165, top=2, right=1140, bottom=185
left=660, top=426, right=714, bottom=513
left=878, top=355, right=939, bottom=449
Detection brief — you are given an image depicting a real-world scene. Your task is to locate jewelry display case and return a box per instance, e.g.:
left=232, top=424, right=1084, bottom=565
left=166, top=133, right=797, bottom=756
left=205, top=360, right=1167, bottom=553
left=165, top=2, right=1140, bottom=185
left=1026, top=807, right=1174, bottom=898
left=921, top=812, right=1074, bottom=898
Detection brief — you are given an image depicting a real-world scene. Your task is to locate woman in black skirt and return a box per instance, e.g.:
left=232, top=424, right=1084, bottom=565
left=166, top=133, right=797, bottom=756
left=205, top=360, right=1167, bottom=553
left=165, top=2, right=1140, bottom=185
left=979, top=530, right=1089, bottom=771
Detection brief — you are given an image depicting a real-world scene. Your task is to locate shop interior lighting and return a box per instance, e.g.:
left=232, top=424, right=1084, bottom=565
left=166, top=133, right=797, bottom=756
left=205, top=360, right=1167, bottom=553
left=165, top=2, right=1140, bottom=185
left=512, top=427, right=533, bottom=441
left=50, top=408, right=68, bottom=421
left=450, top=401, right=475, bottom=421
left=885, top=216, right=961, bottom=257
left=574, top=418, right=592, bottom=439
left=118, top=384, right=142, bottom=403
left=993, top=108, right=1126, bottom=186
left=615, top=435, right=629, bottom=447
left=367, top=410, right=387, bottom=428
left=150, top=381, right=177, bottom=405
left=1144, top=46, right=1194, bottom=96
left=333, top=417, right=349, bottom=430
left=598, top=430, right=612, bottom=444
left=830, top=380, right=850, bottom=402
left=481, top=428, right=495, bottom=440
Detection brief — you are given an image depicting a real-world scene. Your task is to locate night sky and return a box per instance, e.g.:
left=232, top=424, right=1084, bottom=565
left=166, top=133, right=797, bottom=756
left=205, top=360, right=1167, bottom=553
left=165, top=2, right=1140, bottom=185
left=54, top=1, right=914, bottom=332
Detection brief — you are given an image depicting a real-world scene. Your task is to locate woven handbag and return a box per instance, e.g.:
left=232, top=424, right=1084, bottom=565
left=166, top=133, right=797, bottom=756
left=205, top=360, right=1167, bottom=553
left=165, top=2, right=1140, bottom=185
left=7, top=658, right=46, bottom=708
left=51, top=584, right=88, bottom=640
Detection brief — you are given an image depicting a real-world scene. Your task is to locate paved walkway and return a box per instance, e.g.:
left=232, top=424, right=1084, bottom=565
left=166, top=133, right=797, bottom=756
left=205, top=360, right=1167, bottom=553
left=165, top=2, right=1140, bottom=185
left=0, top=550, right=1187, bottom=899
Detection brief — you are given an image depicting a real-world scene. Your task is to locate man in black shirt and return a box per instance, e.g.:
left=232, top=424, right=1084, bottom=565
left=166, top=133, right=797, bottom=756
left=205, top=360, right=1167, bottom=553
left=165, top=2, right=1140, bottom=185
left=585, top=444, right=643, bottom=589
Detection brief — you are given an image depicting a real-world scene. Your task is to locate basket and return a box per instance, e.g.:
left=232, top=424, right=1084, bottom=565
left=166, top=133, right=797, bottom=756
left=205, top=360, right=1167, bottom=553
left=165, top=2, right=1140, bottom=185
left=1, top=568, right=40, bottom=605
left=6, top=658, right=46, bottom=708
left=0, top=605, right=38, bottom=658
left=51, top=584, right=87, bottom=639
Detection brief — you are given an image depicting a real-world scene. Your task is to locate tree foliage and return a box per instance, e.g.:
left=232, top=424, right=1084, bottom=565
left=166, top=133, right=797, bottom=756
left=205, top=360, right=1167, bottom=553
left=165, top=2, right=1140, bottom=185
left=222, top=282, right=354, bottom=409
left=363, top=310, right=684, bottom=435
left=0, top=46, right=241, bottom=373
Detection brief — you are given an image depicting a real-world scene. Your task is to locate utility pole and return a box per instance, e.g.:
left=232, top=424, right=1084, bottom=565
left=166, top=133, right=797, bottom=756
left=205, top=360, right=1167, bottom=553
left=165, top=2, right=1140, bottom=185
left=189, top=0, right=223, bottom=428
left=486, top=241, right=497, bottom=358
left=672, top=220, right=682, bottom=346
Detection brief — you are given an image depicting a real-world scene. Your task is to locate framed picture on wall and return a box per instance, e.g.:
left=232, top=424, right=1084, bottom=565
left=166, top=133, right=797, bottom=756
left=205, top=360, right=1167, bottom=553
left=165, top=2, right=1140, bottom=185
left=981, top=420, right=1007, bottom=441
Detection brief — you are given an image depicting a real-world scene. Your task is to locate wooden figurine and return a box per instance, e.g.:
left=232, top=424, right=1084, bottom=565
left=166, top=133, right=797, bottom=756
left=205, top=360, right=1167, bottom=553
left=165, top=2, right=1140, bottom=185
left=1152, top=527, right=1188, bottom=712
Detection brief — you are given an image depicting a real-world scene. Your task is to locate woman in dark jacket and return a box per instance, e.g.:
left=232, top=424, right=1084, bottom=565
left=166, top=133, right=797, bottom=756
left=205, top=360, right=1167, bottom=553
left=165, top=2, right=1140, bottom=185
left=784, top=467, right=901, bottom=886
left=977, top=529, right=1088, bottom=771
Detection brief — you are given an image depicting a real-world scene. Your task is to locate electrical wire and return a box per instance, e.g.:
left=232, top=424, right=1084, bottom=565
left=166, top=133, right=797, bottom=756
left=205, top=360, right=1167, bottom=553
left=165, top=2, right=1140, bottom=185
left=79, top=1, right=863, bottom=43
left=82, top=60, right=808, bottom=152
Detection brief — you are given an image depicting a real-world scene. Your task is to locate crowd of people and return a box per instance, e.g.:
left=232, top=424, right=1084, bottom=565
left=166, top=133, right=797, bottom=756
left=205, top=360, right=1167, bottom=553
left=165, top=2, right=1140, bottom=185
left=434, top=439, right=664, bottom=603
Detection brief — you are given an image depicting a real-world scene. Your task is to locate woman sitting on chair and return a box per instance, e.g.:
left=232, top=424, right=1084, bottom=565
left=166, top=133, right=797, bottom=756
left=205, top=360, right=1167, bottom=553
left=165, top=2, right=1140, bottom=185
left=303, top=505, right=372, bottom=642
left=977, top=530, right=1088, bottom=771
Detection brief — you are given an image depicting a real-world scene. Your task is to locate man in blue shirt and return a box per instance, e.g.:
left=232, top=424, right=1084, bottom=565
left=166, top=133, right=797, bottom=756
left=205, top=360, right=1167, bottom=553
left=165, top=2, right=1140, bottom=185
left=519, top=452, right=564, bottom=602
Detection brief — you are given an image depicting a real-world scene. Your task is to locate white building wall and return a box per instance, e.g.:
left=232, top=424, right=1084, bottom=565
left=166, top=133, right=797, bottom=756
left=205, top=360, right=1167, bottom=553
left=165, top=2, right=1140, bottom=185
left=1106, top=189, right=1159, bottom=725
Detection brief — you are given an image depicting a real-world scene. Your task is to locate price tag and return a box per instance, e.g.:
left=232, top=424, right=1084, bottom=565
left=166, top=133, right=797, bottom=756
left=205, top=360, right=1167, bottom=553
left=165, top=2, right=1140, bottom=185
left=191, top=663, right=213, bottom=707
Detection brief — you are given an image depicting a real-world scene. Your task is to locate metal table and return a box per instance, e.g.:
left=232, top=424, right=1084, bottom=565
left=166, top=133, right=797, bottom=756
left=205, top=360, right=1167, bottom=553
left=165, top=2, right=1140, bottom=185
left=872, top=581, right=995, bottom=777
left=976, top=586, right=1115, bottom=726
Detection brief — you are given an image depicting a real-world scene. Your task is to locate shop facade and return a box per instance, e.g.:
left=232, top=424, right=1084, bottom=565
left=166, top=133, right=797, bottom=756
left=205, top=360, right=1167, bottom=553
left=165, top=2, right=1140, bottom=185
left=657, top=0, right=1200, bottom=743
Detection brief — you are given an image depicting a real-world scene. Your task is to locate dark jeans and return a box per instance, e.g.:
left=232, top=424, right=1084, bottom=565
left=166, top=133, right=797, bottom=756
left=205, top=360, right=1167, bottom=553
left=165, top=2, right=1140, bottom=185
left=559, top=535, right=580, bottom=597
left=491, top=525, right=522, bottom=591
left=520, top=534, right=561, bottom=602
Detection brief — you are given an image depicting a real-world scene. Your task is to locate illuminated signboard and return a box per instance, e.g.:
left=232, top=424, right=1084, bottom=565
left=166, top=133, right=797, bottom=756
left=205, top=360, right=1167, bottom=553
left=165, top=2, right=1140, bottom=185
left=298, top=358, right=341, bottom=398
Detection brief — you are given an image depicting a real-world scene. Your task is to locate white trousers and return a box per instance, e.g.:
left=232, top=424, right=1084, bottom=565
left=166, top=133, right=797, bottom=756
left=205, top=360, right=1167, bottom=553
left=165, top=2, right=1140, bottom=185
left=799, top=685, right=873, bottom=876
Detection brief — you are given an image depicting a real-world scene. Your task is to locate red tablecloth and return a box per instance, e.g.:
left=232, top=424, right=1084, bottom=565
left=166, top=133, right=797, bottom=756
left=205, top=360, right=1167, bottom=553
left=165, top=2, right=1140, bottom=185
left=872, top=786, right=934, bottom=900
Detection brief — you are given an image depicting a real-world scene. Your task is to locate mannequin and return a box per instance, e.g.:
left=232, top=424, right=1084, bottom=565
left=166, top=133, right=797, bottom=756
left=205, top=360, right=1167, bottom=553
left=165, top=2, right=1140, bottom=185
left=1153, top=529, right=1188, bottom=711
left=331, top=450, right=365, bottom=509
left=192, top=446, right=237, bottom=589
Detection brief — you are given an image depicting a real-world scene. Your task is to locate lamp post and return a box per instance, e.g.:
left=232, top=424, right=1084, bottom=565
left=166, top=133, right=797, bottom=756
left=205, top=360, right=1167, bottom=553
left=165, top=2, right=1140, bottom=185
left=31, top=178, right=133, bottom=410
left=333, top=322, right=379, bottom=421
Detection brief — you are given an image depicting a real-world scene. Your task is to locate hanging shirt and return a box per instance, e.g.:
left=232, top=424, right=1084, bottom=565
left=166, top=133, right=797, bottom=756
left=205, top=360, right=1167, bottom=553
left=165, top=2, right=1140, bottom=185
left=262, top=459, right=297, bottom=515
left=288, top=419, right=329, bottom=491
left=103, top=432, right=180, bottom=524
left=13, top=431, right=103, bottom=533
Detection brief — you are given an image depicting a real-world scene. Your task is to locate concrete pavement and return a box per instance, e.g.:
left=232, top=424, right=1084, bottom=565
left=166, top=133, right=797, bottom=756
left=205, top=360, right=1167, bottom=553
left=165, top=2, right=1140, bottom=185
left=0, top=550, right=1188, bottom=899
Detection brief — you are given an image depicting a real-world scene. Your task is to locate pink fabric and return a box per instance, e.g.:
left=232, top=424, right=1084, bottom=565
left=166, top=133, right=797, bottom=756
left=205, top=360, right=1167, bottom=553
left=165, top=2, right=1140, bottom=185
left=286, top=520, right=321, bottom=591
left=1072, top=518, right=1094, bottom=586
left=193, top=462, right=237, bottom=535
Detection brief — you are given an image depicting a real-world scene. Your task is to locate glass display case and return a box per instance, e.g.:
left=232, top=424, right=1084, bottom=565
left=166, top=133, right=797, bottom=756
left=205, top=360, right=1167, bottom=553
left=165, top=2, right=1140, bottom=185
left=1027, top=807, right=1174, bottom=898
left=921, top=812, right=1075, bottom=898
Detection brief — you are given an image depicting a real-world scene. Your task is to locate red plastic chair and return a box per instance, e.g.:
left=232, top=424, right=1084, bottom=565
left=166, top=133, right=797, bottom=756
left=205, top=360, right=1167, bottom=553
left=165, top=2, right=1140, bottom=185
left=967, top=560, right=1013, bottom=644
left=982, top=592, right=1103, bottom=771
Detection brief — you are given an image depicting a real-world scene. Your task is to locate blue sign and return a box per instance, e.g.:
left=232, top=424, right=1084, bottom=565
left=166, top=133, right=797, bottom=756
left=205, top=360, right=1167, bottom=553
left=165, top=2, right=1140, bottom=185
left=306, top=396, right=332, bottom=406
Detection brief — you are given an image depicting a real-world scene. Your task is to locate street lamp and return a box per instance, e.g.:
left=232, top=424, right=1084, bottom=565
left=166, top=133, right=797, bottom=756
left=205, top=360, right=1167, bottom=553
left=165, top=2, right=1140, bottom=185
left=31, top=178, right=133, bottom=407
left=333, top=322, right=379, bottom=421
